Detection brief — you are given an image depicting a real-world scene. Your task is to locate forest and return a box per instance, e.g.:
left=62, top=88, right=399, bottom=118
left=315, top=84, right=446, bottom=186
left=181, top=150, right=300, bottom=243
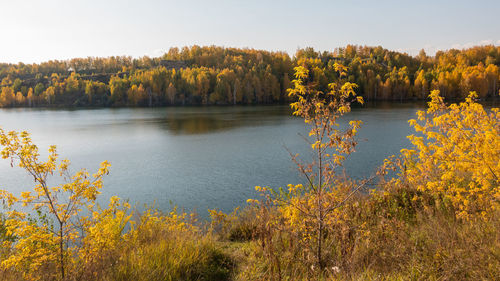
left=0, top=45, right=499, bottom=107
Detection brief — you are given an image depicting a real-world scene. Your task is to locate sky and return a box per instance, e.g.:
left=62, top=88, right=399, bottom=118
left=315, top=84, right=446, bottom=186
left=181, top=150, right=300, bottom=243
left=0, top=0, right=499, bottom=63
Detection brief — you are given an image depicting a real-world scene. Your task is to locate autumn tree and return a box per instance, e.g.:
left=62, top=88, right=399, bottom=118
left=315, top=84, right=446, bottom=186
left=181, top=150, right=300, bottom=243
left=44, top=86, right=55, bottom=105
left=0, top=87, right=15, bottom=107
left=166, top=82, right=176, bottom=105
left=109, top=76, right=129, bottom=106
left=0, top=129, right=112, bottom=280
left=15, top=91, right=25, bottom=106
left=251, top=64, right=370, bottom=278
left=195, top=68, right=211, bottom=104
left=27, top=87, right=34, bottom=107
left=127, top=84, right=147, bottom=106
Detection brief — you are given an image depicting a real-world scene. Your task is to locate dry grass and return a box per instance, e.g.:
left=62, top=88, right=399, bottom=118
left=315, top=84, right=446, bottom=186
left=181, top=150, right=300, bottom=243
left=229, top=187, right=500, bottom=281
left=1, top=187, right=498, bottom=281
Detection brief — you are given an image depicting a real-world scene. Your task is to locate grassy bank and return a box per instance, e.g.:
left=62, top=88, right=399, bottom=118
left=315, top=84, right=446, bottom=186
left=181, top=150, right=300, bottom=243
left=2, top=190, right=497, bottom=281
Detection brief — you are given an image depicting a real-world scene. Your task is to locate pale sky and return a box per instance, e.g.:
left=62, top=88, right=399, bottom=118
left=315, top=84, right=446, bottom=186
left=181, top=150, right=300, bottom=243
left=1, top=0, right=499, bottom=63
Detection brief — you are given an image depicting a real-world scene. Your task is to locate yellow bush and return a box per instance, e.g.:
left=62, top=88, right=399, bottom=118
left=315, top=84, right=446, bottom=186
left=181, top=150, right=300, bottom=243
left=402, top=90, right=499, bottom=219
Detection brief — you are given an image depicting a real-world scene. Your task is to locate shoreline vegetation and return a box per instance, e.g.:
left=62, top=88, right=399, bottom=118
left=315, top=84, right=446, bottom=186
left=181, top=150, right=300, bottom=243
left=1, top=45, right=499, bottom=108
left=0, top=63, right=499, bottom=280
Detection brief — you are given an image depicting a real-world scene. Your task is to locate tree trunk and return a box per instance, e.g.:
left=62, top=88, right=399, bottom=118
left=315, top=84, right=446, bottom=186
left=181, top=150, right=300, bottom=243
left=59, top=224, right=65, bottom=281
left=317, top=216, right=323, bottom=271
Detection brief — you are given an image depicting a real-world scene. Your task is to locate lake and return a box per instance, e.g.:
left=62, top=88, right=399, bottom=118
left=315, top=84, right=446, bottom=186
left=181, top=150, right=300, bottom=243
left=0, top=103, right=425, bottom=216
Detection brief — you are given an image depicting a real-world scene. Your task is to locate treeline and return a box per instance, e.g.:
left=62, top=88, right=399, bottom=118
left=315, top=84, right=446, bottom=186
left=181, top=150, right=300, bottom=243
left=1, top=45, right=499, bottom=107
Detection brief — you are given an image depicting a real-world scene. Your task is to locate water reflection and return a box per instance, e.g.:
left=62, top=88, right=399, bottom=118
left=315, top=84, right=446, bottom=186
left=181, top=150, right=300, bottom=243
left=133, top=106, right=294, bottom=135
left=164, top=116, right=239, bottom=135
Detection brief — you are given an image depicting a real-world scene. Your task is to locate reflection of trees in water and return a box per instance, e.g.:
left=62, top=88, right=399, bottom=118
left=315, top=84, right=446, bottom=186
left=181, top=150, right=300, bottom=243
left=165, top=116, right=237, bottom=135
left=359, top=100, right=427, bottom=110
left=157, top=106, right=293, bottom=135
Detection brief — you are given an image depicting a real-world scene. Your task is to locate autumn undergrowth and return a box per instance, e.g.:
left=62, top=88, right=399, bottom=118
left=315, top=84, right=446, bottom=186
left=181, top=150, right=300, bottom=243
left=219, top=194, right=499, bottom=281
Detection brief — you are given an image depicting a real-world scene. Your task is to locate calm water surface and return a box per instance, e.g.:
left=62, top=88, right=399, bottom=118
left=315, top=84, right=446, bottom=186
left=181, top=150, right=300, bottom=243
left=0, top=104, right=424, bottom=215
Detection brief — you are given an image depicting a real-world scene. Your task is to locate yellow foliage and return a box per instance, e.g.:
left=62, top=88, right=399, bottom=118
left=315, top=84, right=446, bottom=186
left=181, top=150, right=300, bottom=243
left=0, top=128, right=113, bottom=280
left=401, top=90, right=499, bottom=219
left=253, top=64, right=368, bottom=275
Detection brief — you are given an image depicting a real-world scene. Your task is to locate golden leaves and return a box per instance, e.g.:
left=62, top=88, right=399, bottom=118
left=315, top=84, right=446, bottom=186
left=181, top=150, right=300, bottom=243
left=250, top=64, right=367, bottom=271
left=401, top=90, right=499, bottom=219
left=0, top=128, right=118, bottom=279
